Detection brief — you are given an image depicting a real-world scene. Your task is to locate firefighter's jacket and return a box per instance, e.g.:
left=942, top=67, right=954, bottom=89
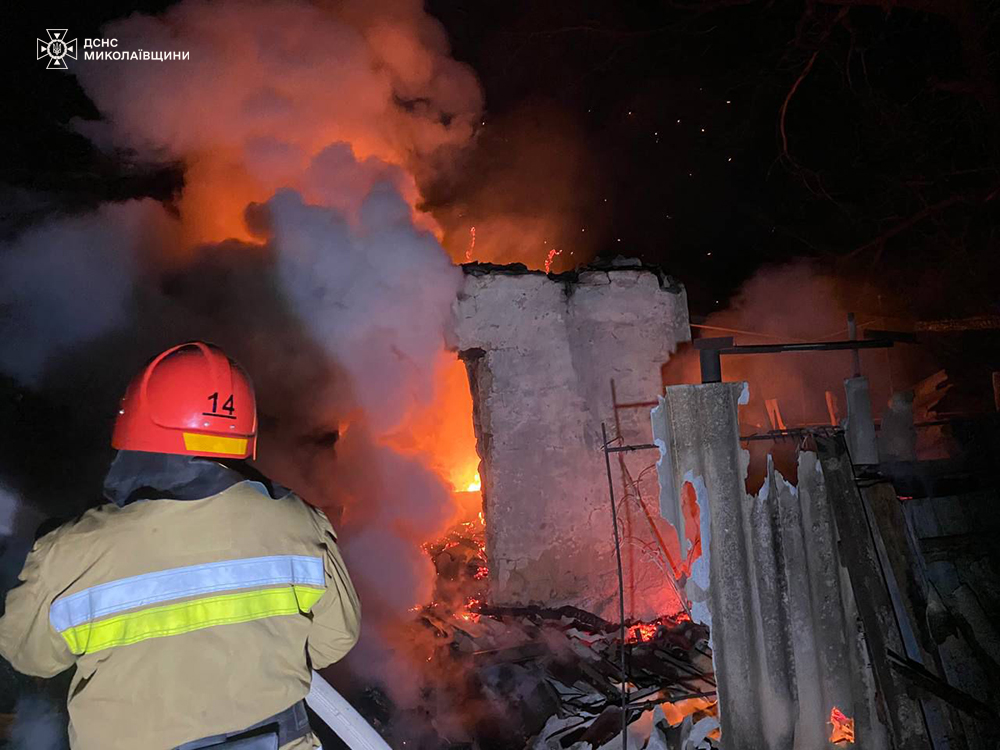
left=0, top=481, right=361, bottom=750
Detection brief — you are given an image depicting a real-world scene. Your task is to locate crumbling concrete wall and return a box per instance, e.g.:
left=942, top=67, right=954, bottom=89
left=449, top=260, right=690, bottom=617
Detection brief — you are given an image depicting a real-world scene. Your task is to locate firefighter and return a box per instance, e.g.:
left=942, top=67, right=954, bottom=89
left=0, top=342, right=361, bottom=750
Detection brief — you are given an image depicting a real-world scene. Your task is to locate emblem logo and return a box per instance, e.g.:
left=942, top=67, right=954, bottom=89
left=37, top=29, right=78, bottom=70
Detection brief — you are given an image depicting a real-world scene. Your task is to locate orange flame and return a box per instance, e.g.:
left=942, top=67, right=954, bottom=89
left=544, top=247, right=562, bottom=273
left=466, top=226, right=476, bottom=262
left=660, top=697, right=718, bottom=732
left=829, top=707, right=855, bottom=744
left=384, top=356, right=480, bottom=501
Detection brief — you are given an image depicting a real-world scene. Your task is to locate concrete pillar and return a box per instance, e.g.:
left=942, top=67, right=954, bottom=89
left=450, top=261, right=690, bottom=617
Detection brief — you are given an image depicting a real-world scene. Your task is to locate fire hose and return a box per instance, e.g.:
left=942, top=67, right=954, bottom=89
left=306, top=671, right=393, bottom=750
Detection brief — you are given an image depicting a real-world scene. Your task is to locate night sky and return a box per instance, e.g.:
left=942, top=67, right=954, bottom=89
left=3, top=1, right=997, bottom=319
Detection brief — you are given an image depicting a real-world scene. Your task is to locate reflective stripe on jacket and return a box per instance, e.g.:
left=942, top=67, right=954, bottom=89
left=0, top=481, right=361, bottom=750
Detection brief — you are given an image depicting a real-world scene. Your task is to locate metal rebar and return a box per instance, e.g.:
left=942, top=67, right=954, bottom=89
left=606, top=443, right=658, bottom=453
left=609, top=381, right=691, bottom=619
left=613, top=399, right=660, bottom=410
left=719, top=338, right=892, bottom=355
left=602, top=422, right=628, bottom=749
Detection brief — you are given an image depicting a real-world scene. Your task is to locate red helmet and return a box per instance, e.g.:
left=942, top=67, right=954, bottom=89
left=112, top=342, right=257, bottom=459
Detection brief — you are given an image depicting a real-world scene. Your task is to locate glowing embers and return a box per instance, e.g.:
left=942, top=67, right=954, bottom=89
left=458, top=596, right=483, bottom=623
left=829, top=706, right=856, bottom=744
left=629, top=621, right=659, bottom=643
left=626, top=612, right=692, bottom=644
left=422, top=517, right=489, bottom=624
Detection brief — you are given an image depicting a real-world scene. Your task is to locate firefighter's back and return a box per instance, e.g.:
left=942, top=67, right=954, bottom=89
left=10, top=481, right=356, bottom=750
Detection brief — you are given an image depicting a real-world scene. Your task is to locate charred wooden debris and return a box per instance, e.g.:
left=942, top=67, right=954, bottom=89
left=413, top=601, right=718, bottom=749
left=405, top=522, right=719, bottom=750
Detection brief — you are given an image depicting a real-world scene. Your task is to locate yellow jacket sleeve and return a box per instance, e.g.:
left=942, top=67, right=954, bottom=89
left=306, top=507, right=361, bottom=670
left=0, top=533, right=76, bottom=677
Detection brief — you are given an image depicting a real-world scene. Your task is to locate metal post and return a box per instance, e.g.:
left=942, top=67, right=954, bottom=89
left=601, top=422, right=629, bottom=748
left=700, top=348, right=722, bottom=383
left=848, top=313, right=862, bottom=378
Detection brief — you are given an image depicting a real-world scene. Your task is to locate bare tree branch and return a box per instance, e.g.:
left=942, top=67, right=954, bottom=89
left=846, top=184, right=998, bottom=259
left=776, top=5, right=848, bottom=184
left=779, top=50, right=821, bottom=163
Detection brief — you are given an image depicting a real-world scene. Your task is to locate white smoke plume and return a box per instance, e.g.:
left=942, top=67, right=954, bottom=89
left=262, top=181, right=462, bottom=433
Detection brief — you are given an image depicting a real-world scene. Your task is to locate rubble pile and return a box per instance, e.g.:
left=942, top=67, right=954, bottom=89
left=412, top=602, right=718, bottom=750
left=402, top=521, right=719, bottom=750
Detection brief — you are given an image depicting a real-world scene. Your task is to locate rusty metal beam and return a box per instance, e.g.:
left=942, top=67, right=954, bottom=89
left=693, top=336, right=893, bottom=383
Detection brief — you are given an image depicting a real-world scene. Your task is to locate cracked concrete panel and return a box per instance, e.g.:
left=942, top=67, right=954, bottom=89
left=652, top=384, right=888, bottom=750
left=787, top=452, right=857, bottom=749
left=653, top=382, right=769, bottom=747
left=450, top=262, right=690, bottom=617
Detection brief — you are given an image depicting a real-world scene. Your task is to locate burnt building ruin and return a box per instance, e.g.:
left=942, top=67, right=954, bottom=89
left=422, top=261, right=1000, bottom=750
